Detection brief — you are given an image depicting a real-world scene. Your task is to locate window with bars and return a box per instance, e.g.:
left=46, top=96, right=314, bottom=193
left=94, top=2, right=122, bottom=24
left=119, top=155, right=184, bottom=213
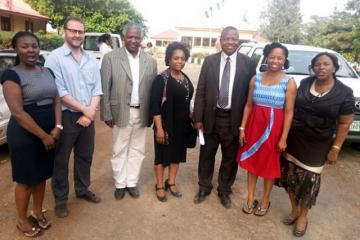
left=25, top=21, right=34, bottom=32
left=1, top=16, right=11, bottom=31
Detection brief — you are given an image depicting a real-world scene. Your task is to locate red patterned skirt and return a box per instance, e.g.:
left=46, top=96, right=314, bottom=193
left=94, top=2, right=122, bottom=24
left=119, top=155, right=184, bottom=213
left=237, top=105, right=284, bottom=178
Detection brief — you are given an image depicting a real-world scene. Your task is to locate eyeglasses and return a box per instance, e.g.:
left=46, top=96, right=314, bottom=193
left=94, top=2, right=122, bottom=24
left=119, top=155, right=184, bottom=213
left=65, top=28, right=85, bottom=35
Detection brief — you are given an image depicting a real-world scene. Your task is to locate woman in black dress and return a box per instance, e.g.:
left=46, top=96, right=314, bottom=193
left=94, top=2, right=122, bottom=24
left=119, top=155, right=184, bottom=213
left=1, top=32, right=62, bottom=237
left=150, top=42, right=194, bottom=202
left=278, top=52, right=354, bottom=237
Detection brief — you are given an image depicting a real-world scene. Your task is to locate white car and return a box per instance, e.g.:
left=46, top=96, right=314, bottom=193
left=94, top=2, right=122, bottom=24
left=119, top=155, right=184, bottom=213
left=238, top=42, right=360, bottom=142
left=0, top=49, right=50, bottom=145
left=83, top=32, right=122, bottom=60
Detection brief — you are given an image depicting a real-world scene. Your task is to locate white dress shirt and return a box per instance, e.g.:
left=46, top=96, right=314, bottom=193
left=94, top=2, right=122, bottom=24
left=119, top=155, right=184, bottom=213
left=126, top=48, right=140, bottom=106
left=218, top=51, right=237, bottom=109
left=98, top=42, right=113, bottom=68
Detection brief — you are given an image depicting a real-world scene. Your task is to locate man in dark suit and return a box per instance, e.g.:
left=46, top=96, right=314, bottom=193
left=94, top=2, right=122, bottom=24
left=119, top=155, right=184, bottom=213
left=193, top=26, right=256, bottom=208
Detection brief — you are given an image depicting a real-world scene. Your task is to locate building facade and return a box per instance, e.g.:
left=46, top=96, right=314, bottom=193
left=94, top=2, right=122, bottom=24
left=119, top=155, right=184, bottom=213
left=0, top=0, right=48, bottom=33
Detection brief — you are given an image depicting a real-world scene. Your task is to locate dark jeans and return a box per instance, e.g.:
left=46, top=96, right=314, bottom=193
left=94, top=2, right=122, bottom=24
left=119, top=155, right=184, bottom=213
left=52, top=111, right=95, bottom=205
left=198, top=110, right=239, bottom=195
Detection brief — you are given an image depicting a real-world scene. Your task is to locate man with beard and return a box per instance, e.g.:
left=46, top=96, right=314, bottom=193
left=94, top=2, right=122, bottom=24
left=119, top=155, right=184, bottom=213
left=100, top=23, right=157, bottom=200
left=193, top=26, right=256, bottom=208
left=45, top=16, right=103, bottom=218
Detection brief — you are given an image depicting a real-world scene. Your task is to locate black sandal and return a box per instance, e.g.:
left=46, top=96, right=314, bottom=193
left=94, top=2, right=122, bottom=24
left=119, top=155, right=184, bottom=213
left=28, top=210, right=51, bottom=230
left=165, top=179, right=182, bottom=197
left=16, top=221, right=42, bottom=238
left=155, top=185, right=167, bottom=202
left=242, top=200, right=259, bottom=214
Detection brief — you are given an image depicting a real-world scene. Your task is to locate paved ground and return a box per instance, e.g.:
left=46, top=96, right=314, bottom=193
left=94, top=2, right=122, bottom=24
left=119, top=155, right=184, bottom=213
left=0, top=61, right=360, bottom=240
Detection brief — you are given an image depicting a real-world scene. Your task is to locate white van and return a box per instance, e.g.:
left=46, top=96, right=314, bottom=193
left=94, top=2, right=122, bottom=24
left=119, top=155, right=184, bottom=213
left=83, top=32, right=122, bottom=60
left=238, top=42, right=360, bottom=142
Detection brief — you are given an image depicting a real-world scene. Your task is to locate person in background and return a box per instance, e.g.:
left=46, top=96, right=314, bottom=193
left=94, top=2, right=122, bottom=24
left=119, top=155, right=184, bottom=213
left=100, top=22, right=157, bottom=201
left=45, top=16, right=103, bottom=218
left=145, top=42, right=154, bottom=56
left=237, top=42, right=297, bottom=216
left=193, top=26, right=256, bottom=208
left=277, top=52, right=354, bottom=237
left=97, top=33, right=113, bottom=68
left=150, top=42, right=193, bottom=202
left=1, top=31, right=62, bottom=237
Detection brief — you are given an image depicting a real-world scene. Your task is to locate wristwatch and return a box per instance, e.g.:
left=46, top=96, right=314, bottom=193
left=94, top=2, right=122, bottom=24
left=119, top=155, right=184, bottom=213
left=56, top=124, right=64, bottom=130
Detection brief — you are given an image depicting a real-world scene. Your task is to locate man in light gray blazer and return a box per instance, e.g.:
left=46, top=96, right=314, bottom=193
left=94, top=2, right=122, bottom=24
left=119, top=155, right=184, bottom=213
left=100, top=23, right=157, bottom=200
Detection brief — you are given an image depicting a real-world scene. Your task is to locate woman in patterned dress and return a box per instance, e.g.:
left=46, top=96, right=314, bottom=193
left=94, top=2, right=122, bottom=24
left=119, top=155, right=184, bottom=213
left=237, top=42, right=297, bottom=216
left=278, top=52, right=354, bottom=237
left=150, top=42, right=194, bottom=202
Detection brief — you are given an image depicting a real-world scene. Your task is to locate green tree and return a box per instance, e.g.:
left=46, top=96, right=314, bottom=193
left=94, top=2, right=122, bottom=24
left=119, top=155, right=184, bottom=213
left=303, top=0, right=360, bottom=62
left=26, top=0, right=147, bottom=36
left=260, top=0, right=303, bottom=44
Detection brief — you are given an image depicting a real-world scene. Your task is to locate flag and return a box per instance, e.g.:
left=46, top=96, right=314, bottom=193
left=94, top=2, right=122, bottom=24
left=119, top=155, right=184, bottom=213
left=205, top=10, right=209, bottom=18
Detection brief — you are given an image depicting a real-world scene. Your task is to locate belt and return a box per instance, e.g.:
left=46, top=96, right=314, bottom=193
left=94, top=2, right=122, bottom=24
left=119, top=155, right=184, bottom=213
left=130, top=105, right=140, bottom=109
left=216, top=107, right=231, bottom=113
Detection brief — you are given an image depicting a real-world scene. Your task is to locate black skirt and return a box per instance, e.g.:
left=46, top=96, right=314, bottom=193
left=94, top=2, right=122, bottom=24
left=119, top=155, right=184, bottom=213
left=276, top=156, right=321, bottom=209
left=7, top=103, right=55, bottom=185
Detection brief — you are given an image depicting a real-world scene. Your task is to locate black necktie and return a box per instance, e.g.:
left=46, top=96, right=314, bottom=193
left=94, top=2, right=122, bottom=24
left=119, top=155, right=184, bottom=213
left=218, top=57, right=230, bottom=108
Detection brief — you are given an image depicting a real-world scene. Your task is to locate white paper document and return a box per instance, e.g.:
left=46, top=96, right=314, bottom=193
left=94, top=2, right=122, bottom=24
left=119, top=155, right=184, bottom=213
left=198, top=129, right=205, bottom=145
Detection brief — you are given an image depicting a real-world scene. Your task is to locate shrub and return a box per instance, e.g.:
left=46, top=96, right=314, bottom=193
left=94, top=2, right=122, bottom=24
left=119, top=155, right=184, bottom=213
left=0, top=31, right=63, bottom=50
left=191, top=52, right=209, bottom=59
left=0, top=32, right=13, bottom=49
left=36, top=32, right=64, bottom=51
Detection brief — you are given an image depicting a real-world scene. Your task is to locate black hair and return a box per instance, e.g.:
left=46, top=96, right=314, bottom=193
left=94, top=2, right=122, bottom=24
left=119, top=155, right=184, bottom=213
left=311, top=52, right=339, bottom=78
left=147, top=42, right=153, bottom=48
left=98, top=33, right=111, bottom=43
left=11, top=31, right=40, bottom=66
left=220, top=26, right=239, bottom=40
left=263, top=42, right=290, bottom=69
left=165, top=41, right=190, bottom=66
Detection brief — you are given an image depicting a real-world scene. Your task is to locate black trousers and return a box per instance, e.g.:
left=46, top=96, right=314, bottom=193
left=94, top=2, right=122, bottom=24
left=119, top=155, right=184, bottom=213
left=198, top=110, right=239, bottom=194
left=52, top=111, right=95, bottom=205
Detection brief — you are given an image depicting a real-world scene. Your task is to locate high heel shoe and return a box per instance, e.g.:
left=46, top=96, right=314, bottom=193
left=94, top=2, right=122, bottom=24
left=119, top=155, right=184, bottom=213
left=155, top=185, right=167, bottom=202
left=165, top=179, right=182, bottom=197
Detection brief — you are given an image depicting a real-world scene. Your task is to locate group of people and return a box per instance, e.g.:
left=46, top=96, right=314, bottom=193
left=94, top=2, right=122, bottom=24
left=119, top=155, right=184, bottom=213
left=1, top=15, right=354, bottom=238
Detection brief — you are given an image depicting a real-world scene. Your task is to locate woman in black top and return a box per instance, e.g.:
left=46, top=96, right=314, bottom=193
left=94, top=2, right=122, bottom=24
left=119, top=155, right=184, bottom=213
left=150, top=42, right=194, bottom=202
left=278, top=52, right=354, bottom=237
left=1, top=32, right=62, bottom=237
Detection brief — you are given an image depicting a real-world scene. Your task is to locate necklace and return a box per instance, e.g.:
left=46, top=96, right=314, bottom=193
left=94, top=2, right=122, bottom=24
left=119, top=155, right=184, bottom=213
left=172, top=72, right=184, bottom=81
left=314, top=78, right=334, bottom=94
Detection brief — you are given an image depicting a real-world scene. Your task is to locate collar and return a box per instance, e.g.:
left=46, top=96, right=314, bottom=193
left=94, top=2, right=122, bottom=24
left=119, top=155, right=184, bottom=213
left=125, top=48, right=140, bottom=59
left=62, top=43, right=87, bottom=57
left=221, top=51, right=237, bottom=62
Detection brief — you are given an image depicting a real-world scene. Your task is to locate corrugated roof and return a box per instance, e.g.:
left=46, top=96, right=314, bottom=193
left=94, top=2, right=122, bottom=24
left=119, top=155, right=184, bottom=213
left=0, top=0, right=49, bottom=20
left=151, top=29, right=179, bottom=41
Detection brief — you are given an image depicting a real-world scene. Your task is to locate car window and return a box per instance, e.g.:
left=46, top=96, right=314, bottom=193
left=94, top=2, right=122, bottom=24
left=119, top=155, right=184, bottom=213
left=259, top=50, right=357, bottom=78
left=84, top=36, right=99, bottom=51
left=238, top=46, right=252, bottom=55
left=251, top=48, right=263, bottom=67
left=0, top=56, right=15, bottom=78
left=334, top=54, right=357, bottom=78
left=111, top=36, right=120, bottom=49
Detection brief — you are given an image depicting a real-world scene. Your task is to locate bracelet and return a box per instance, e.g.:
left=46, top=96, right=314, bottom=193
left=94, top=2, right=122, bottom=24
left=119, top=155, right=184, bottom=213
left=331, top=145, right=341, bottom=151
left=239, top=127, right=245, bottom=131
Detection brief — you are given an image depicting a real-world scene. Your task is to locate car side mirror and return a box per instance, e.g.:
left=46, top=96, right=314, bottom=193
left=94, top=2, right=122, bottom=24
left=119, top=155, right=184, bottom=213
left=259, top=64, right=268, bottom=72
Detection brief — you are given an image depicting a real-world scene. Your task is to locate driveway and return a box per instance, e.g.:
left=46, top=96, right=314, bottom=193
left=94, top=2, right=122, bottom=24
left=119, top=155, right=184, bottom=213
left=0, top=61, right=359, bottom=240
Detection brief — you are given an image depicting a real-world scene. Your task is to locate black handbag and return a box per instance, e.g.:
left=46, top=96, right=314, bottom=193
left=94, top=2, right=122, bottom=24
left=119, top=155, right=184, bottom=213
left=186, top=119, right=197, bottom=148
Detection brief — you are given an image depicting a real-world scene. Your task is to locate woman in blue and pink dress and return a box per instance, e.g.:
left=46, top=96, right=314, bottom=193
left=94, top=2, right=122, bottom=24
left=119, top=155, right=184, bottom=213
left=237, top=42, right=297, bottom=216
